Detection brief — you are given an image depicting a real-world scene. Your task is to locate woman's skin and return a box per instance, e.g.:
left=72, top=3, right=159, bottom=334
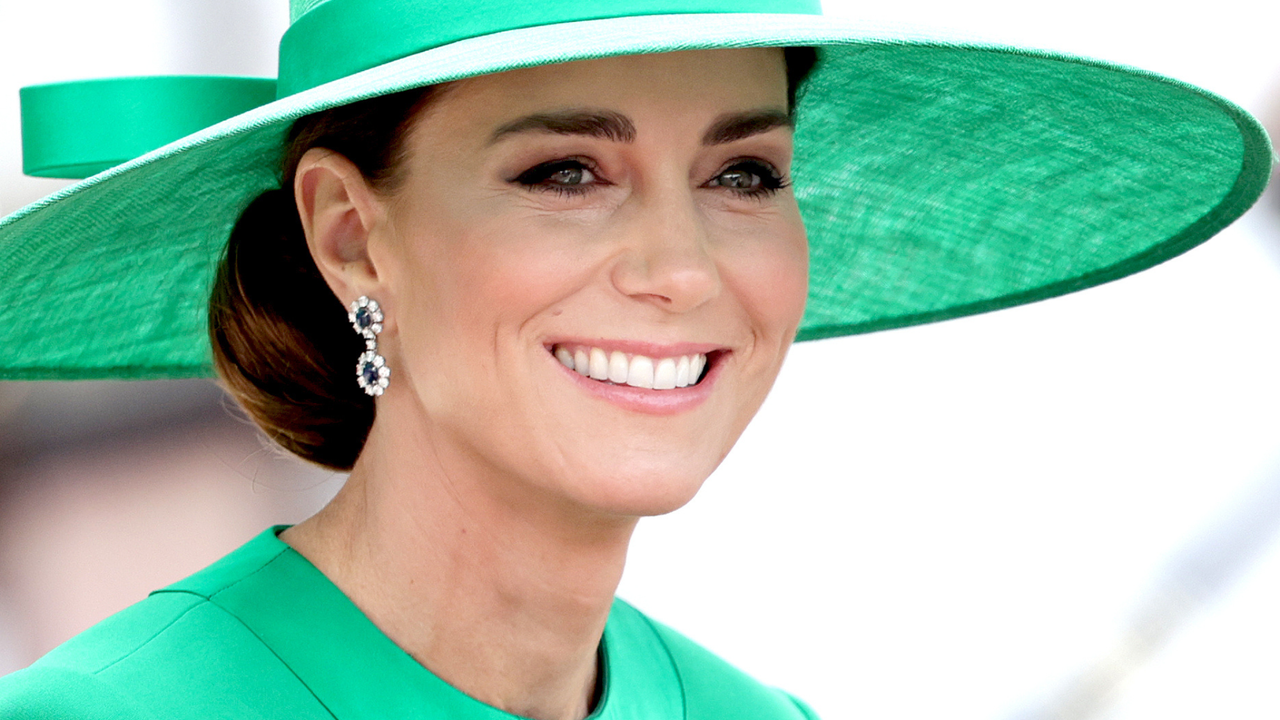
left=283, top=48, right=809, bottom=720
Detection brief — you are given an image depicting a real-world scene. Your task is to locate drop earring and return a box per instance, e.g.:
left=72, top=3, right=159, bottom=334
left=349, top=296, right=390, bottom=396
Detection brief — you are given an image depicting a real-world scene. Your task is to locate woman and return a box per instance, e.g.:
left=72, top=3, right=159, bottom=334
left=0, top=0, right=1271, bottom=718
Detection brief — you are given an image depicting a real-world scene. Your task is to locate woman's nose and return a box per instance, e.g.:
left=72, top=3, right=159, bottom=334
left=609, top=191, right=721, bottom=314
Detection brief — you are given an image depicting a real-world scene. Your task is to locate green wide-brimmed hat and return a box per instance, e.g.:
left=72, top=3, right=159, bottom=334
left=1, top=0, right=1272, bottom=380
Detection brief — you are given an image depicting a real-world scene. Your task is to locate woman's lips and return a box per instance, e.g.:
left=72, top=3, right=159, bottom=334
left=551, top=343, right=709, bottom=390
left=546, top=342, right=726, bottom=415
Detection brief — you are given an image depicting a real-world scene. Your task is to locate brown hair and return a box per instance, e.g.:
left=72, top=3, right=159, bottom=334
left=209, top=48, right=819, bottom=471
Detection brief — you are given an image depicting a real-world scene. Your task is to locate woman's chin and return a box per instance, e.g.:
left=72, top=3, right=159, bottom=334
left=561, top=459, right=719, bottom=520
left=609, top=484, right=704, bottom=519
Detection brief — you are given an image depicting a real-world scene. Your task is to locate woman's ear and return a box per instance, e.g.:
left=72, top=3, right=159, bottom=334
left=295, top=148, right=388, bottom=304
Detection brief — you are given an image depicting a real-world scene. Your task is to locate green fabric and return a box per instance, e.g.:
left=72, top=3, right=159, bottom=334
left=0, top=5, right=1271, bottom=379
left=791, top=45, right=1271, bottom=339
left=0, top=527, right=817, bottom=719
left=278, top=0, right=822, bottom=97
left=20, top=77, right=277, bottom=180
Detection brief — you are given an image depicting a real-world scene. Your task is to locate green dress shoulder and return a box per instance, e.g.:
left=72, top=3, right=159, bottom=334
left=0, top=527, right=819, bottom=719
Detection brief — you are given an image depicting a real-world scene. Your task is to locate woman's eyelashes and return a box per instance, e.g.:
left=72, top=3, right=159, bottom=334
left=510, top=157, right=789, bottom=199
left=704, top=159, right=790, bottom=199
left=512, top=158, right=602, bottom=196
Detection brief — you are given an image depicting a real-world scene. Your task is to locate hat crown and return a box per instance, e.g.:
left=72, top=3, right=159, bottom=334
left=275, top=0, right=822, bottom=97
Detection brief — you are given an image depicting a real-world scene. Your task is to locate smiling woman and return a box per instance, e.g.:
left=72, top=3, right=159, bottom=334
left=218, top=51, right=811, bottom=716
left=0, top=0, right=1271, bottom=719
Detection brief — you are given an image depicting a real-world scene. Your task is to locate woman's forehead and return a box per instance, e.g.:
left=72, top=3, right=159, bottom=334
left=433, top=48, right=790, bottom=129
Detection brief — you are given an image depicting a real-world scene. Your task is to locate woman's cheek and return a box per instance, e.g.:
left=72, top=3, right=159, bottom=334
left=461, top=217, right=603, bottom=306
left=728, top=217, right=809, bottom=341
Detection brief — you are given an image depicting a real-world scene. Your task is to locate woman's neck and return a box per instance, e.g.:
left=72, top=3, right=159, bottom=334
left=282, top=417, right=636, bottom=720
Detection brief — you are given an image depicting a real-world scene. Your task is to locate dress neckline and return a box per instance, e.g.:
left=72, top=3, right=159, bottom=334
left=154, top=526, right=684, bottom=719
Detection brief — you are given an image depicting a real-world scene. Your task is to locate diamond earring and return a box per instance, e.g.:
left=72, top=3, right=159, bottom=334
left=348, top=296, right=390, bottom=396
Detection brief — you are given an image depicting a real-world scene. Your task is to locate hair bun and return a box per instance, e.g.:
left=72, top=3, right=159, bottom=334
left=210, top=187, right=374, bottom=471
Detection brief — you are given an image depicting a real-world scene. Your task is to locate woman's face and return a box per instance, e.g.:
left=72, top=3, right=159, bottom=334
left=370, top=48, right=808, bottom=519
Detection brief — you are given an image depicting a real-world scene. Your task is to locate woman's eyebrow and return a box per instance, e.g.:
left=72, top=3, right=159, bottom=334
left=487, top=108, right=790, bottom=146
left=702, top=110, right=793, bottom=146
left=489, top=110, right=637, bottom=144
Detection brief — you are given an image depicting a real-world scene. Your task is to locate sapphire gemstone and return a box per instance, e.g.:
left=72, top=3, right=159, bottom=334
left=354, top=307, right=374, bottom=330
left=361, top=361, right=381, bottom=386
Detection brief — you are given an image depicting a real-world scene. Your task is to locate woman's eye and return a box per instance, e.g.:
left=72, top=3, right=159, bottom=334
left=717, top=168, right=761, bottom=190
left=707, top=160, right=789, bottom=198
left=513, top=159, right=599, bottom=195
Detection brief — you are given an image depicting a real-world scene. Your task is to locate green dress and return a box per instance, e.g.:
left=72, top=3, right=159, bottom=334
left=0, top=527, right=819, bottom=719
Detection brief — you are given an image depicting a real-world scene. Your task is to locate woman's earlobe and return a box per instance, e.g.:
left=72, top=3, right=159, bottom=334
left=295, top=149, right=387, bottom=297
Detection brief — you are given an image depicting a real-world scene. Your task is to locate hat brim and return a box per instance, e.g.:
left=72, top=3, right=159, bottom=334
left=0, top=13, right=1270, bottom=379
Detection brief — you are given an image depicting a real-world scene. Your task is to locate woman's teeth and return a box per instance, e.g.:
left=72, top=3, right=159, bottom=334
left=553, top=345, right=707, bottom=390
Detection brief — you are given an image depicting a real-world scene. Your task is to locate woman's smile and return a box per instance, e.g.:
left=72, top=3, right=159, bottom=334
left=549, top=342, right=714, bottom=391
left=545, top=339, right=729, bottom=415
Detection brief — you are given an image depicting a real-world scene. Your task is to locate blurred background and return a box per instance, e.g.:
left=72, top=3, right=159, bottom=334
left=1, top=1, right=1279, bottom=719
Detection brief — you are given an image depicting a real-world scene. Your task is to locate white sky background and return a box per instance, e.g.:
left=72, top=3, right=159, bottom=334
left=2, top=1, right=1280, bottom=719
